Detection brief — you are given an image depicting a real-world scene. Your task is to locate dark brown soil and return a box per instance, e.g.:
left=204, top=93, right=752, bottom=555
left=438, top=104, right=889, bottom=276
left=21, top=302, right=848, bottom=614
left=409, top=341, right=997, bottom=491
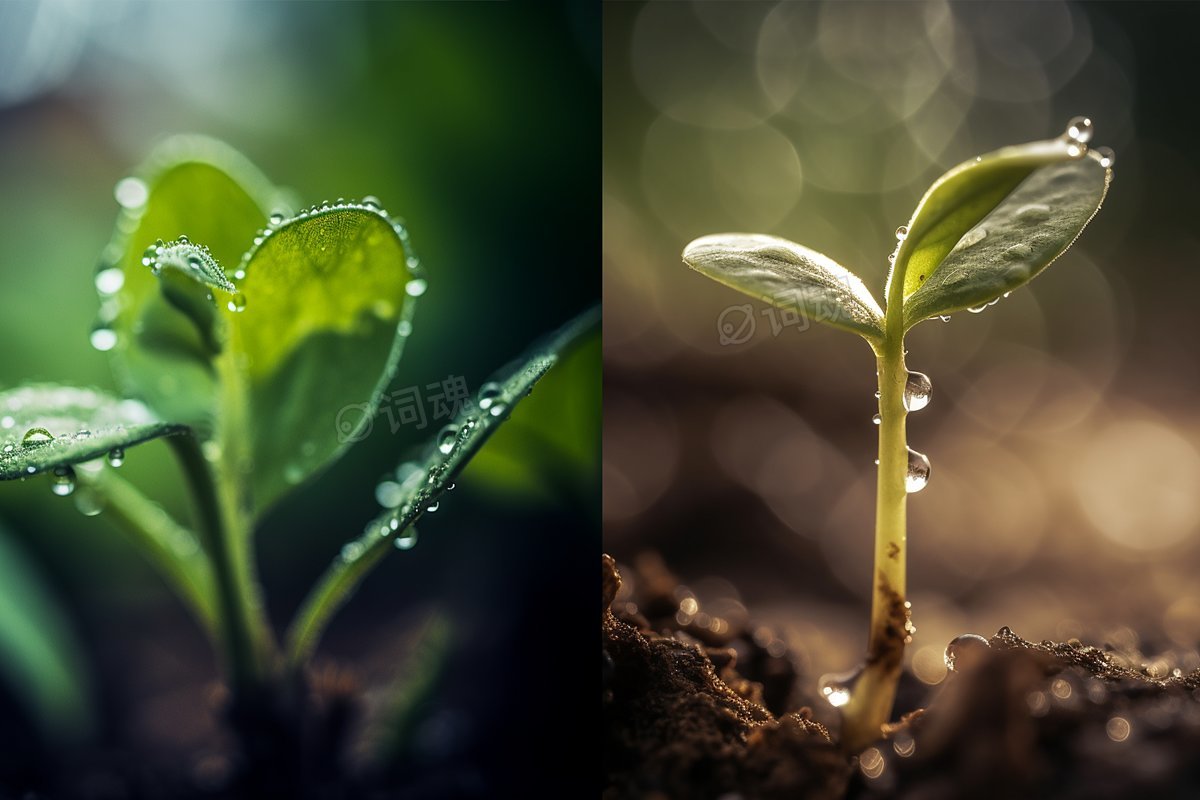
left=603, top=553, right=1200, bottom=799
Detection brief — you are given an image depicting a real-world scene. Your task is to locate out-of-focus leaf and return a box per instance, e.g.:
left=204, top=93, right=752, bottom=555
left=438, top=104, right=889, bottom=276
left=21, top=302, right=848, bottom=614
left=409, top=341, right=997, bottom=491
left=903, top=155, right=1111, bottom=325
left=0, top=385, right=185, bottom=480
left=225, top=203, right=419, bottom=514
left=462, top=328, right=599, bottom=506
left=683, top=234, right=884, bottom=341
left=0, top=524, right=93, bottom=742
left=98, top=135, right=285, bottom=432
left=285, top=307, right=598, bottom=665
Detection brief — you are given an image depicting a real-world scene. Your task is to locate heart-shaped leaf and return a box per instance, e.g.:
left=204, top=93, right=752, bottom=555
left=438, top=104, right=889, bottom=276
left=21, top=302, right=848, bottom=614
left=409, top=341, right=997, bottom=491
left=98, top=136, right=286, bottom=432
left=903, top=155, right=1111, bottom=325
left=0, top=385, right=186, bottom=480
left=223, top=203, right=421, bottom=514
left=285, top=307, right=598, bottom=664
left=683, top=233, right=884, bottom=341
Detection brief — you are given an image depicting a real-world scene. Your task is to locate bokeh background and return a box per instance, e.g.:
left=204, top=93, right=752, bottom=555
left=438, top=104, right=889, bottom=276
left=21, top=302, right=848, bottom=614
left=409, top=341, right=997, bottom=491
left=604, top=1, right=1200, bottom=701
left=0, top=1, right=598, bottom=795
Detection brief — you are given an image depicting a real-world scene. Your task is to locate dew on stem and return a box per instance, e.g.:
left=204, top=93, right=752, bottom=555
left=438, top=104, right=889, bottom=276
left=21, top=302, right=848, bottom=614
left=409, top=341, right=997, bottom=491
left=903, top=371, right=932, bottom=412
left=905, top=447, right=930, bottom=493
left=944, top=633, right=990, bottom=672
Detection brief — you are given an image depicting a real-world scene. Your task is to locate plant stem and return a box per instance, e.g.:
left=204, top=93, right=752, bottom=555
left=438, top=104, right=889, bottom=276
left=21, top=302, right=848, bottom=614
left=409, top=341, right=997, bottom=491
left=79, top=466, right=217, bottom=635
left=841, top=322, right=911, bottom=752
left=286, top=541, right=387, bottom=671
left=169, top=435, right=274, bottom=692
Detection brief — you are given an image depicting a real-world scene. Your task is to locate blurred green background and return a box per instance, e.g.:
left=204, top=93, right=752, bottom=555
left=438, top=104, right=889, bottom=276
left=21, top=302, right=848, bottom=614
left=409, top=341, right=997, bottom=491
left=605, top=1, right=1200, bottom=700
left=0, top=0, right=598, bottom=794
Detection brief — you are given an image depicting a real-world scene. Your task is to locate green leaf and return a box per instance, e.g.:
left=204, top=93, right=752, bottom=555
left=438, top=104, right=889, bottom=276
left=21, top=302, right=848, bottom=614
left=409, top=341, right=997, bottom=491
left=224, top=203, right=420, bottom=513
left=902, top=155, right=1111, bottom=325
left=0, top=385, right=186, bottom=480
left=99, top=135, right=286, bottom=432
left=683, top=233, right=884, bottom=340
left=0, top=524, right=94, bottom=743
left=284, top=307, right=599, bottom=666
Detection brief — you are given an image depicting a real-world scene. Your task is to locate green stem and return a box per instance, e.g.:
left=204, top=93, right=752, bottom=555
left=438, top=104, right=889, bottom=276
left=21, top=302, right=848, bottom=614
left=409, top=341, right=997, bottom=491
left=841, top=293, right=911, bottom=752
left=79, top=467, right=217, bottom=635
left=169, top=435, right=274, bottom=691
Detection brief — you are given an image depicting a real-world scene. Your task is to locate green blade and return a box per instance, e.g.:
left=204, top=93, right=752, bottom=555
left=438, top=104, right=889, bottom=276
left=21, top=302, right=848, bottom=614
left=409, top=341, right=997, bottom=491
left=683, top=233, right=884, bottom=341
left=0, top=385, right=186, bottom=480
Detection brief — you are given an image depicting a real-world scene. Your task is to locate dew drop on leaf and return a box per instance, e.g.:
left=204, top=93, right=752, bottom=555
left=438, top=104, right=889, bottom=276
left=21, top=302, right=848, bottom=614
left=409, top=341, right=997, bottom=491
left=90, top=325, right=118, bottom=352
left=1, top=444, right=13, bottom=454
left=397, top=320, right=413, bottom=337
left=487, top=399, right=509, bottom=418
left=944, top=633, right=990, bottom=672
left=107, top=447, right=125, bottom=468
left=425, top=500, right=440, bottom=513
left=94, top=267, right=125, bottom=295
left=872, top=413, right=881, bottom=426
left=394, top=529, right=418, bottom=550
left=362, top=195, right=382, bottom=210
left=1064, top=116, right=1094, bottom=145
left=818, top=666, right=864, bottom=708
left=895, top=225, right=908, bottom=241
left=905, top=447, right=930, bottom=493
left=22, top=428, right=54, bottom=446
left=957, top=227, right=987, bottom=249
left=268, top=211, right=285, bottom=227
left=340, top=542, right=364, bottom=562
left=1015, top=204, right=1050, bottom=224
left=437, top=425, right=457, bottom=455
left=74, top=487, right=105, bottom=517
left=1094, top=146, right=1116, bottom=169
left=227, top=293, right=247, bottom=313
left=405, top=278, right=428, bottom=297
left=477, top=382, right=503, bottom=411
left=903, top=371, right=932, bottom=412
left=50, top=465, right=76, bottom=497
left=1003, top=243, right=1033, bottom=261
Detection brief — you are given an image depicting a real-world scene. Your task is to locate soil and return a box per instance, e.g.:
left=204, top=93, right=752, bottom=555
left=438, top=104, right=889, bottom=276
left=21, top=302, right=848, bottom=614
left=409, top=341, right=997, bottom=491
left=602, top=553, right=1200, bottom=799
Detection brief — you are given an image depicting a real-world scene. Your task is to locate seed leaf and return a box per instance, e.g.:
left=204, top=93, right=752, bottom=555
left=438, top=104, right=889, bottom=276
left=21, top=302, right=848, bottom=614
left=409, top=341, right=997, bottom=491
left=0, top=385, right=186, bottom=479
left=226, top=205, right=419, bottom=514
left=100, top=136, right=285, bottom=432
left=285, top=307, right=598, bottom=664
left=683, top=233, right=884, bottom=341
left=889, top=138, right=1111, bottom=326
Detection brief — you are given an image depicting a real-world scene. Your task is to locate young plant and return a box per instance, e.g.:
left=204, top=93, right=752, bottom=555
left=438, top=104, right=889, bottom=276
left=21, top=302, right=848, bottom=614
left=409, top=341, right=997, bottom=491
left=0, top=134, right=597, bottom=779
left=683, top=119, right=1114, bottom=752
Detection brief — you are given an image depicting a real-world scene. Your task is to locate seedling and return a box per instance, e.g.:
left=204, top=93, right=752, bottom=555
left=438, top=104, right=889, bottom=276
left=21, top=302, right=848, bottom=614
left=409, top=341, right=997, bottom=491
left=0, top=135, right=597, bottom=777
left=683, top=119, right=1113, bottom=752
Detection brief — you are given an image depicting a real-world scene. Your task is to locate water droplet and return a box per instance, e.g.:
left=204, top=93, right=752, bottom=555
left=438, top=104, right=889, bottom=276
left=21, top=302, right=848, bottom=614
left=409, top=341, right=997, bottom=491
left=818, top=667, right=863, bottom=708
left=903, top=371, right=932, bottom=412
left=894, top=225, right=909, bottom=242
left=375, top=479, right=404, bottom=508
left=477, top=382, right=503, bottom=411
left=362, top=195, right=382, bottom=209
left=967, top=303, right=988, bottom=314
left=178, top=234, right=190, bottom=244
left=90, top=325, right=118, bottom=352
left=487, top=399, right=509, bottom=418
left=341, top=541, right=364, bottom=562
left=957, top=227, right=987, bottom=249
left=944, top=633, right=990, bottom=672
left=405, top=278, right=428, bottom=297
left=1, top=444, right=13, bottom=454
left=872, top=413, right=881, bottom=426
left=22, top=428, right=53, bottom=445
left=859, top=747, right=886, bottom=780
left=186, top=254, right=203, bottom=271
left=938, top=315, right=951, bottom=323
left=887, top=252, right=896, bottom=264
left=892, top=731, right=916, bottom=758
left=107, top=447, right=125, bottom=467
left=437, top=425, right=457, bottom=455
left=234, top=268, right=247, bottom=281
left=1066, top=143, right=1084, bottom=159
left=50, top=465, right=76, bottom=496
left=1003, top=243, right=1033, bottom=261
left=74, top=488, right=105, bottom=516
left=94, top=267, right=125, bottom=295
left=394, top=529, right=418, bottom=550
left=227, top=293, right=247, bottom=313
left=268, top=211, right=285, bottom=227
left=1016, top=204, right=1050, bottom=224
left=0, top=416, right=13, bottom=429
left=1064, top=116, right=1094, bottom=145
left=142, top=243, right=161, bottom=267
left=905, top=447, right=930, bottom=492
left=1094, top=146, right=1115, bottom=169
left=397, top=320, right=413, bottom=337
left=114, top=177, right=148, bottom=209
